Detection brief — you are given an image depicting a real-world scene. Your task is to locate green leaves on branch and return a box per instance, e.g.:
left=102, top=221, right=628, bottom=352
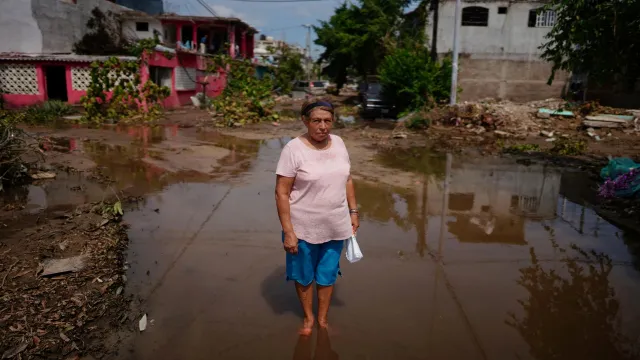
left=314, top=0, right=425, bottom=88
left=208, top=54, right=277, bottom=126
left=379, top=45, right=452, bottom=114
left=541, top=0, right=640, bottom=88
left=271, top=45, right=305, bottom=94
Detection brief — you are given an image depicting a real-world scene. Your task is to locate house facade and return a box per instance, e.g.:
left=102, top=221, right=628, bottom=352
left=427, top=1, right=568, bottom=101
left=0, top=0, right=256, bottom=109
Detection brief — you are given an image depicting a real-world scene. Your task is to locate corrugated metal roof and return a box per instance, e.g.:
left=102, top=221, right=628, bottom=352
left=0, top=53, right=137, bottom=63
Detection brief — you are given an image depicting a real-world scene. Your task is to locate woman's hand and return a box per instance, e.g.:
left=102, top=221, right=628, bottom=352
left=283, top=231, right=299, bottom=254
left=350, top=213, right=360, bottom=235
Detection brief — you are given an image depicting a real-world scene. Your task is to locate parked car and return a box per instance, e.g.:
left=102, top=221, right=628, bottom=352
left=361, top=82, right=396, bottom=118
left=292, top=80, right=327, bottom=96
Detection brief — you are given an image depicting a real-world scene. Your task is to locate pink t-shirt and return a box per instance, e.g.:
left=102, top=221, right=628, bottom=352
left=276, top=134, right=353, bottom=244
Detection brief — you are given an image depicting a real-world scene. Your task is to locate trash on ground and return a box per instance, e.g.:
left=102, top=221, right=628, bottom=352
left=31, top=172, right=57, bottom=180
left=339, top=115, right=355, bottom=124
left=139, top=314, right=148, bottom=332
left=540, top=130, right=554, bottom=138
left=599, top=158, right=640, bottom=198
left=538, top=108, right=574, bottom=117
left=40, top=255, right=87, bottom=277
left=584, top=114, right=633, bottom=128
left=392, top=132, right=408, bottom=139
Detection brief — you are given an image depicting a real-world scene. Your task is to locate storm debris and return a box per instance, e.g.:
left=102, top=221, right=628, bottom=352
left=40, top=255, right=87, bottom=277
left=0, top=202, right=129, bottom=359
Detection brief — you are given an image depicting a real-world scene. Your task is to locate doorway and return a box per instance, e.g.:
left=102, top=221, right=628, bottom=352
left=45, top=66, right=68, bottom=101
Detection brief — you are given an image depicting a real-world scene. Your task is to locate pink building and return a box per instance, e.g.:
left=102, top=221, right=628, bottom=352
left=0, top=12, right=256, bottom=109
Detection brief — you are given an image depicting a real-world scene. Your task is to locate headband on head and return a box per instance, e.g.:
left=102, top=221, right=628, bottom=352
left=302, top=101, right=334, bottom=117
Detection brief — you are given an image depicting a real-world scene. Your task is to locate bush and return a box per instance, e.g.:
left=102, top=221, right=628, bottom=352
left=379, top=45, right=452, bottom=114
left=550, top=139, right=587, bottom=156
left=0, top=120, right=40, bottom=191
left=22, top=101, right=75, bottom=124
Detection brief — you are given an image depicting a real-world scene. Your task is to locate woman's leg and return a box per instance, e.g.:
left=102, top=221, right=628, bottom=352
left=285, top=237, right=318, bottom=335
left=295, top=282, right=315, bottom=335
left=316, top=284, right=334, bottom=328
left=315, top=240, right=344, bottom=328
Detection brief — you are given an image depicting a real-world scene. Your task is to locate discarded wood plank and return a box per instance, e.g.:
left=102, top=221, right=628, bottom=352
left=40, top=255, right=87, bottom=277
left=584, top=115, right=633, bottom=128
left=31, top=172, right=56, bottom=180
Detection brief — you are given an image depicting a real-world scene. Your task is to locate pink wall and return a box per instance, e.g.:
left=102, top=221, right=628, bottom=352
left=2, top=49, right=233, bottom=109
left=146, top=50, right=227, bottom=107
left=2, top=63, right=46, bottom=108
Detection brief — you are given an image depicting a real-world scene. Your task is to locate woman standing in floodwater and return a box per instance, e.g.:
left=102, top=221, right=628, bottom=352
left=275, top=98, right=360, bottom=335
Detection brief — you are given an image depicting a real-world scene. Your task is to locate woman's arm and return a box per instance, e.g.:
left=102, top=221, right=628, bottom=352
left=346, top=175, right=360, bottom=234
left=276, top=175, right=298, bottom=254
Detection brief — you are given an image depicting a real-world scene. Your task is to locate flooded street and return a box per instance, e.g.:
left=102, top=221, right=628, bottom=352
left=11, top=126, right=640, bottom=359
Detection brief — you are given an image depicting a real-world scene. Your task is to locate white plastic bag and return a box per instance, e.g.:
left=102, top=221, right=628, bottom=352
left=345, top=235, right=363, bottom=263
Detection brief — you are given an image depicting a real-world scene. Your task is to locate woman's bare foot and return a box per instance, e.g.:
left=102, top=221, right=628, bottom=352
left=317, top=317, right=329, bottom=329
left=298, top=317, right=315, bottom=336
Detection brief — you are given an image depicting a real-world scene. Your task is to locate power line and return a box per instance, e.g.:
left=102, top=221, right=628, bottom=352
left=196, top=0, right=218, bottom=17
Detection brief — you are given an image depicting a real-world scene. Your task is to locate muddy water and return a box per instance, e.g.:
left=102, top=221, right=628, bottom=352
left=87, top=133, right=638, bottom=360
left=13, top=126, right=640, bottom=359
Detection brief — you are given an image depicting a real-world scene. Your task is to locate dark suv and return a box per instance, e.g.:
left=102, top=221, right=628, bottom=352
left=360, top=82, right=396, bottom=118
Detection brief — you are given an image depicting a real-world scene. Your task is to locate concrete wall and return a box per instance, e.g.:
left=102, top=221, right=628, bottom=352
left=428, top=1, right=550, bottom=57
left=122, top=19, right=164, bottom=41
left=0, top=0, right=44, bottom=53
left=428, top=1, right=568, bottom=101
left=0, top=0, right=128, bottom=54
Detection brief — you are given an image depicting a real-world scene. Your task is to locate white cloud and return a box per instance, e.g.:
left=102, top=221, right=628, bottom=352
left=208, top=3, right=265, bottom=27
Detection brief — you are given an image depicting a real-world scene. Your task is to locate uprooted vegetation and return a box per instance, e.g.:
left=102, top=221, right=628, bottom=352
left=209, top=55, right=278, bottom=127
left=80, top=56, right=170, bottom=123
left=0, top=114, right=42, bottom=191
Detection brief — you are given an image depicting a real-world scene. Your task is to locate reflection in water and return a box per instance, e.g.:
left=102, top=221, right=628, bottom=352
left=507, top=242, right=640, bottom=360
left=292, top=329, right=339, bottom=360
left=376, top=146, right=447, bottom=177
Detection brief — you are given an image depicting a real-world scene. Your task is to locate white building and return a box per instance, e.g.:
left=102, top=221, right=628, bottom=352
left=253, top=36, right=305, bottom=66
left=427, top=1, right=568, bottom=101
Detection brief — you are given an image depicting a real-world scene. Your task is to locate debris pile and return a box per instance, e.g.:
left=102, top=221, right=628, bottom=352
left=420, top=98, right=639, bottom=142
left=0, top=201, right=129, bottom=359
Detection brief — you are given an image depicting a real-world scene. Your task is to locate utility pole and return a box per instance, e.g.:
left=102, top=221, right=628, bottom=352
left=449, top=0, right=461, bottom=105
left=303, top=24, right=312, bottom=81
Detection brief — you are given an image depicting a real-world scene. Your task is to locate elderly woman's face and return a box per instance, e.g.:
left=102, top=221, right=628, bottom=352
left=303, top=108, right=333, bottom=142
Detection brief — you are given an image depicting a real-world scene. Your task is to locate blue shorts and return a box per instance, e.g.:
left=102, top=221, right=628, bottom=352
left=282, top=233, right=344, bottom=286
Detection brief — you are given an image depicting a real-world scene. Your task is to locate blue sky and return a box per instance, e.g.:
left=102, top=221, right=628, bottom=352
left=203, top=0, right=344, bottom=58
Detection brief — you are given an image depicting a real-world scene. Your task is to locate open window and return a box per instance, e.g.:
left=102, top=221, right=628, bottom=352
left=528, top=8, right=556, bottom=27
left=462, top=6, right=489, bottom=26
left=136, top=22, right=149, bottom=32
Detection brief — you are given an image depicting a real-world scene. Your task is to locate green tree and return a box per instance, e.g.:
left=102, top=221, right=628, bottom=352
left=270, top=44, right=304, bottom=94
left=378, top=44, right=452, bottom=113
left=314, top=0, right=419, bottom=88
left=541, top=0, right=640, bottom=89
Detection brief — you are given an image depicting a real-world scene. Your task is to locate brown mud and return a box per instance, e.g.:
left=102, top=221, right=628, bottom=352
left=1, top=104, right=640, bottom=359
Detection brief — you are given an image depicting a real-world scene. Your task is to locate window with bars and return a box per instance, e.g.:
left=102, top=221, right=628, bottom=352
left=461, top=6, right=489, bottom=27
left=528, top=9, right=556, bottom=27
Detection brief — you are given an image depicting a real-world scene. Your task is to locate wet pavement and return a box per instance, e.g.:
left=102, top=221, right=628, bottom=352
left=8, top=126, right=640, bottom=359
